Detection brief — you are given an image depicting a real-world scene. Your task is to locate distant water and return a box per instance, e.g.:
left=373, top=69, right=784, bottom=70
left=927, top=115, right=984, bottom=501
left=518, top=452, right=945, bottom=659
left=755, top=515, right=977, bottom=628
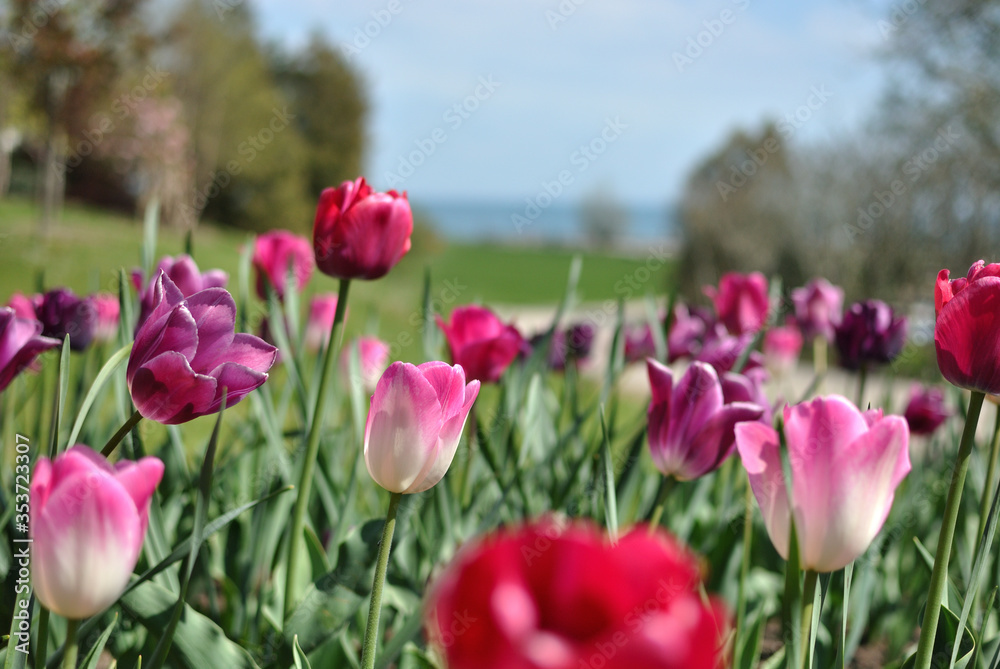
left=412, top=199, right=678, bottom=246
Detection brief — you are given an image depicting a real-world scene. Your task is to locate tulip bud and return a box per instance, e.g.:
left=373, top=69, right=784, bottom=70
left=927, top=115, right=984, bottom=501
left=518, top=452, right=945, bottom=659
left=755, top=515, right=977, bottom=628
left=252, top=230, right=314, bottom=301
left=364, top=361, right=479, bottom=494
left=436, top=305, right=523, bottom=384
left=31, top=445, right=164, bottom=619
left=704, top=271, right=770, bottom=335
left=792, top=277, right=844, bottom=342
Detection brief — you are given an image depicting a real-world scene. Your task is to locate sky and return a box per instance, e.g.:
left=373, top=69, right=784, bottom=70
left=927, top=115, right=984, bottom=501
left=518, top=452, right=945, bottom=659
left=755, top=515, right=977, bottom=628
left=252, top=0, right=895, bottom=208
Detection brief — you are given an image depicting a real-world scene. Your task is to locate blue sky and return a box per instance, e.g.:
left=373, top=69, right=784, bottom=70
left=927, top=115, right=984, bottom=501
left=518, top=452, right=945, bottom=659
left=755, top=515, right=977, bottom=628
left=252, top=0, right=893, bottom=207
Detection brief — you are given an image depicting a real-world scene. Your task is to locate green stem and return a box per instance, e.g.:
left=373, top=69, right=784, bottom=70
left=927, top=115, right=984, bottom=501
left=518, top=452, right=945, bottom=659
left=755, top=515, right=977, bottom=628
left=283, top=278, right=351, bottom=620
left=101, top=410, right=142, bottom=458
left=976, top=407, right=1000, bottom=548
left=646, top=475, right=676, bottom=528
left=733, top=472, right=755, bottom=668
left=457, top=404, right=477, bottom=508
left=913, top=390, right=986, bottom=669
left=800, top=570, right=818, bottom=669
left=812, top=336, right=827, bottom=393
left=360, top=491, right=402, bottom=669
left=855, top=365, right=867, bottom=410
left=61, top=619, right=79, bottom=669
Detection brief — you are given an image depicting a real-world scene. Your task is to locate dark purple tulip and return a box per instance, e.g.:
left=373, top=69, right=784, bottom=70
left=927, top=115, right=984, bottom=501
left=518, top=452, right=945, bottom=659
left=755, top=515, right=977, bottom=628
left=133, top=255, right=228, bottom=330
left=36, top=288, right=97, bottom=351
left=529, top=322, right=595, bottom=371
left=0, top=308, right=61, bottom=391
left=904, top=384, right=951, bottom=436
left=565, top=322, right=595, bottom=363
left=834, top=300, right=907, bottom=370
left=792, top=278, right=844, bottom=342
left=127, top=274, right=277, bottom=425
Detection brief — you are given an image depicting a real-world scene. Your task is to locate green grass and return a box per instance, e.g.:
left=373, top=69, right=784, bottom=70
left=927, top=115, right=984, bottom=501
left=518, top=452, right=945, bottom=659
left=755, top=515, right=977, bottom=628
left=0, top=196, right=674, bottom=356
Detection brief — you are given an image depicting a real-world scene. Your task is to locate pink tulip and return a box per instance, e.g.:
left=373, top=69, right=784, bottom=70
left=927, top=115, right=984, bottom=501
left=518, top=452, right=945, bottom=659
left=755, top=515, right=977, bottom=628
left=364, top=361, right=480, bottom=493
left=30, top=445, right=163, bottom=619
left=763, top=323, right=803, bottom=375
left=7, top=292, right=39, bottom=320
left=935, top=260, right=1000, bottom=394
left=341, top=336, right=391, bottom=393
left=704, top=271, right=769, bottom=335
left=133, top=255, right=228, bottom=330
left=313, top=177, right=413, bottom=280
left=303, top=294, right=341, bottom=353
left=792, top=278, right=844, bottom=342
left=0, top=307, right=61, bottom=391
left=736, top=395, right=910, bottom=572
left=127, top=273, right=277, bottom=424
left=437, top=305, right=524, bottom=384
left=647, top=359, right=765, bottom=481
left=252, top=230, right=314, bottom=300
left=91, top=293, right=121, bottom=344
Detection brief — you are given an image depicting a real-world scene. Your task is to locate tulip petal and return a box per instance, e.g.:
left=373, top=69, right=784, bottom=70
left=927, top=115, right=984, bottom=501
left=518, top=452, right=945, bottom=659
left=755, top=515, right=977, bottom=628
left=801, top=416, right=910, bottom=571
left=130, top=351, right=218, bottom=424
left=112, top=457, right=165, bottom=533
left=680, top=402, right=765, bottom=480
left=418, top=361, right=467, bottom=419
left=409, top=380, right=480, bottom=494
left=127, top=301, right=199, bottom=382
left=935, top=276, right=1000, bottom=394
left=186, top=288, right=238, bottom=370
left=646, top=358, right=673, bottom=405
left=206, top=360, right=271, bottom=412
left=669, top=362, right=724, bottom=448
left=365, top=363, right=443, bottom=493
left=736, top=421, right=790, bottom=560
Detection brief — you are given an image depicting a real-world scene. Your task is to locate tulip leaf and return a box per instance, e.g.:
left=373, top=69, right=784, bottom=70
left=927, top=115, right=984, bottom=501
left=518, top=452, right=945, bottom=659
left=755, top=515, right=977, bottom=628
left=303, top=525, right=331, bottom=577
left=141, top=197, right=159, bottom=278
left=79, top=614, right=117, bottom=669
left=420, top=267, right=441, bottom=362
left=119, top=580, right=260, bottom=669
left=373, top=606, right=426, bottom=669
left=899, top=605, right=975, bottom=669
left=735, top=609, right=766, bottom=669
left=599, top=298, right=625, bottom=407
left=66, top=343, right=132, bottom=448
left=291, top=636, right=312, bottom=669
left=599, top=406, right=618, bottom=541
left=48, top=336, right=70, bottom=457
left=644, top=293, right=667, bottom=362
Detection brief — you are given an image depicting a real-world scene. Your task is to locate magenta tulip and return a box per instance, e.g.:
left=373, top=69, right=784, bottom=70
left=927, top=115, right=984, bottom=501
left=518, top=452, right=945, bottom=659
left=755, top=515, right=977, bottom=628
left=341, top=336, right=391, bottom=393
left=0, top=307, right=61, bottom=391
left=792, top=278, right=844, bottom=342
left=364, top=361, right=480, bottom=493
left=624, top=323, right=657, bottom=364
left=736, top=395, right=910, bottom=572
left=313, top=177, right=413, bottom=280
left=7, top=292, right=39, bottom=320
left=437, top=305, right=523, bottom=384
left=704, top=271, right=769, bottom=335
left=667, top=303, right=713, bottom=362
left=647, top=359, right=765, bottom=481
left=904, top=384, right=951, bottom=436
left=133, top=255, right=228, bottom=330
left=302, top=294, right=341, bottom=353
left=935, top=260, right=1000, bottom=394
left=253, top=230, right=314, bottom=300
left=91, top=293, right=121, bottom=344
left=763, top=323, right=803, bottom=375
left=127, top=273, right=277, bottom=424
left=31, top=445, right=163, bottom=619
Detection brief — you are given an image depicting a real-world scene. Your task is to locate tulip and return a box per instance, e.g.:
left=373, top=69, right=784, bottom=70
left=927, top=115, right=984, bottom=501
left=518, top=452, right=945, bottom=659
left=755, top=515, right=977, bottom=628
left=792, top=278, right=844, bottom=342
left=91, top=293, right=121, bottom=344
left=903, top=384, right=951, bottom=436
left=565, top=322, right=595, bottom=364
left=31, top=445, right=163, bottom=619
left=704, top=271, right=769, bottom=335
left=0, top=307, right=61, bottom=391
left=7, top=292, right=39, bottom=320
left=667, top=303, right=713, bottom=362
left=252, top=229, right=314, bottom=301
left=302, top=294, right=341, bottom=353
left=528, top=323, right=594, bottom=371
left=647, top=359, right=765, bottom=481
left=935, top=260, right=1000, bottom=394
left=624, top=323, right=657, bottom=363
left=426, top=520, right=728, bottom=669
left=695, top=323, right=763, bottom=374
left=37, top=288, right=97, bottom=351
left=763, top=322, right=803, bottom=375
left=736, top=395, right=910, bottom=572
left=127, top=273, right=277, bottom=424
left=437, top=305, right=523, bottom=384
left=313, top=176, right=413, bottom=280
left=834, top=299, right=907, bottom=370
left=341, top=336, right=391, bottom=393
left=133, top=255, right=228, bottom=330
left=364, top=361, right=479, bottom=494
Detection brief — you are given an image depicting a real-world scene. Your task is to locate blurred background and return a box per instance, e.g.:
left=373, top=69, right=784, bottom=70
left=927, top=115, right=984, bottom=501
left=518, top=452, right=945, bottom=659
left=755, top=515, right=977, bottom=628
left=0, top=0, right=997, bottom=308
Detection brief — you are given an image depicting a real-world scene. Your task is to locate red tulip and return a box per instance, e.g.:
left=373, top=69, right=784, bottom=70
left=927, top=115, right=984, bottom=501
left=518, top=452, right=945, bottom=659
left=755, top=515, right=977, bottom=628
left=252, top=230, right=314, bottom=300
left=313, top=177, right=413, bottom=280
left=704, top=271, right=769, bottom=335
left=426, top=520, right=728, bottom=669
left=437, top=305, right=523, bottom=384
left=935, top=260, right=1000, bottom=394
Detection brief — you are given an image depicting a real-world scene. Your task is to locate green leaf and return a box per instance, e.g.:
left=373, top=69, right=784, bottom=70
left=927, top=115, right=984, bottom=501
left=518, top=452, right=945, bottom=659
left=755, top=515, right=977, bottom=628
left=49, top=336, right=70, bottom=457
left=599, top=406, right=618, bottom=540
left=141, top=197, right=159, bottom=278
left=79, top=614, right=117, bottom=669
left=66, top=343, right=132, bottom=447
left=899, top=605, right=975, bottom=669
left=291, top=636, right=312, bottom=669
